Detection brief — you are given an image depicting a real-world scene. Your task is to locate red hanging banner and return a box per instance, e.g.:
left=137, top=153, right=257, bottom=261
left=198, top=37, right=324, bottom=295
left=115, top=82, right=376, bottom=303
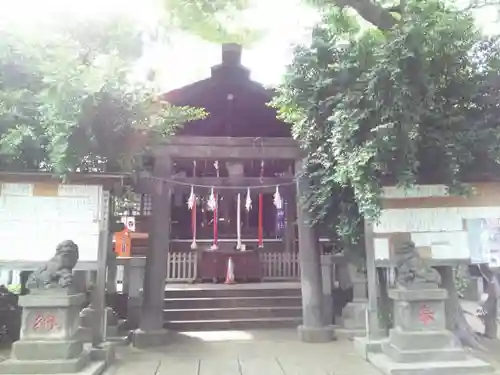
left=258, top=160, right=265, bottom=248
left=258, top=193, right=263, bottom=248
left=213, top=191, right=218, bottom=249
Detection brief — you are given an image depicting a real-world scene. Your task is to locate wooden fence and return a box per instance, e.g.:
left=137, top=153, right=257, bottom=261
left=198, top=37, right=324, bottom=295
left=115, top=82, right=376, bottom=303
left=259, top=252, right=300, bottom=280
left=163, top=251, right=301, bottom=282
left=166, top=252, right=198, bottom=281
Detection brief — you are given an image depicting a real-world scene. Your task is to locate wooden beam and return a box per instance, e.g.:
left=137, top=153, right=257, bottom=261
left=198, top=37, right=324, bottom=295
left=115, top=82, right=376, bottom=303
left=157, top=136, right=302, bottom=160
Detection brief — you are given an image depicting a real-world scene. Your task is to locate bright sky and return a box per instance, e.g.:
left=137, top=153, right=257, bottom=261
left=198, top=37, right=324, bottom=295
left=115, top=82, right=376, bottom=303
left=1, top=0, right=498, bottom=91
left=1, top=0, right=318, bottom=91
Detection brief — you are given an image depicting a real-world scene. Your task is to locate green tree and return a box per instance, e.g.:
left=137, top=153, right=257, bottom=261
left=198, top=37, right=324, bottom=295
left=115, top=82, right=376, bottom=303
left=163, top=0, right=263, bottom=45
left=0, top=0, right=265, bottom=174
left=273, top=0, right=500, bottom=347
left=0, top=14, right=208, bottom=174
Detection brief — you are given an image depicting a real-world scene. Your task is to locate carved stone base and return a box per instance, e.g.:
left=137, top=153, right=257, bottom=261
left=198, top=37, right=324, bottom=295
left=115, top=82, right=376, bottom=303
left=132, top=329, right=169, bottom=348
left=366, top=287, right=494, bottom=375
left=353, top=336, right=385, bottom=360
left=297, top=325, right=336, bottom=343
left=0, top=293, right=106, bottom=375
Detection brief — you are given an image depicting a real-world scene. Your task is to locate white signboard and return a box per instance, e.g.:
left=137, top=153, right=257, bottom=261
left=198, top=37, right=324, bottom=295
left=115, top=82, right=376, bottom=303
left=375, top=184, right=500, bottom=263
left=0, top=183, right=103, bottom=262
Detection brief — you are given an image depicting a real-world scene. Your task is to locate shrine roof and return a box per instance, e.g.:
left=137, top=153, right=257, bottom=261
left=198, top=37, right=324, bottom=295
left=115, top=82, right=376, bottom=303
left=161, top=44, right=291, bottom=138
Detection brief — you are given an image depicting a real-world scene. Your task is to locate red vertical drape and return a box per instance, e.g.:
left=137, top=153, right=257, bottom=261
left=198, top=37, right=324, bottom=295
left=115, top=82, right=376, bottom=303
left=213, top=192, right=218, bottom=247
left=258, top=193, right=263, bottom=247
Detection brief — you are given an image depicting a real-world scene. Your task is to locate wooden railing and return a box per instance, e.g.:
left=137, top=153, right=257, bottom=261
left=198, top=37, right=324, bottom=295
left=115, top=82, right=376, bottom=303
left=166, top=252, right=198, bottom=282
left=259, top=252, right=300, bottom=280
left=115, top=251, right=302, bottom=284
left=164, top=251, right=301, bottom=282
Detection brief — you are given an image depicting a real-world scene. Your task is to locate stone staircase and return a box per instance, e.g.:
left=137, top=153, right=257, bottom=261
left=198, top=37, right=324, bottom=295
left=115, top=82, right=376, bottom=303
left=163, top=284, right=302, bottom=331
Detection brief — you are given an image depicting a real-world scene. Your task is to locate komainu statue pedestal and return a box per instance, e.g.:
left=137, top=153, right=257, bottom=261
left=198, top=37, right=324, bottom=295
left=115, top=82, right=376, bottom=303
left=368, top=239, right=494, bottom=375
left=0, top=240, right=107, bottom=375
left=0, top=292, right=106, bottom=374
left=370, top=284, right=494, bottom=375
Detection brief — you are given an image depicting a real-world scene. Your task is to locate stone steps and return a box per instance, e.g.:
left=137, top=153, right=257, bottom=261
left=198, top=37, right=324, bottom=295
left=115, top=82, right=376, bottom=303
left=164, top=296, right=302, bottom=309
left=163, top=284, right=302, bottom=331
left=164, top=306, right=301, bottom=321
left=165, top=286, right=301, bottom=299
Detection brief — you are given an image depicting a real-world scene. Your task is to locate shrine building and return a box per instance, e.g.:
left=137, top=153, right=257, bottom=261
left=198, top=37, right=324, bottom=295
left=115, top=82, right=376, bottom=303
left=118, top=44, right=336, bottom=346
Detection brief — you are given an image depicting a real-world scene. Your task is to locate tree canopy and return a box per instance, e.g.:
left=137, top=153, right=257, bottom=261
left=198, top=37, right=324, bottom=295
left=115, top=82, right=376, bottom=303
left=0, top=15, right=211, bottom=175
left=272, top=0, right=500, bottom=248
left=0, top=0, right=266, bottom=175
left=163, top=0, right=263, bottom=45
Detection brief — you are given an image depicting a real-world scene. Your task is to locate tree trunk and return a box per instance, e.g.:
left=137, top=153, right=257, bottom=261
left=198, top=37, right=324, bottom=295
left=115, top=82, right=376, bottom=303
left=483, top=280, right=498, bottom=339
left=377, top=267, right=391, bottom=334
left=436, top=266, right=485, bottom=351
left=333, top=0, right=398, bottom=30
left=478, top=264, right=498, bottom=339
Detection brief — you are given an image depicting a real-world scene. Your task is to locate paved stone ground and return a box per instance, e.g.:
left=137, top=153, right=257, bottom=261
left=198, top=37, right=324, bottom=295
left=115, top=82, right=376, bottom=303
left=105, top=329, right=381, bottom=375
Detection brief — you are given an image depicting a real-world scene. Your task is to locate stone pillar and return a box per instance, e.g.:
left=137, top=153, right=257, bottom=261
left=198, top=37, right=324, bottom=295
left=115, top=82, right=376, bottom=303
left=74, top=270, right=92, bottom=343
left=122, top=263, right=131, bottom=295
left=0, top=292, right=106, bottom=374
left=127, top=257, right=146, bottom=329
left=342, top=264, right=368, bottom=334
left=364, top=220, right=383, bottom=339
left=106, top=250, right=117, bottom=295
left=320, top=254, right=334, bottom=326
left=133, top=157, right=172, bottom=348
left=354, top=220, right=385, bottom=358
left=463, top=276, right=483, bottom=302
left=295, top=159, right=335, bottom=342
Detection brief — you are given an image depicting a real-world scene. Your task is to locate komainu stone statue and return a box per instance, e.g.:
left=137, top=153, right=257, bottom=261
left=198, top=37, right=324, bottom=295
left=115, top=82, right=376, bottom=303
left=395, top=240, right=441, bottom=288
left=26, top=240, right=79, bottom=291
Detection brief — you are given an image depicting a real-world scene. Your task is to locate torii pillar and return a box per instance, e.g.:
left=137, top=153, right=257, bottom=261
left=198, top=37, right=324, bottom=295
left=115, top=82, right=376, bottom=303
left=295, top=159, right=335, bottom=342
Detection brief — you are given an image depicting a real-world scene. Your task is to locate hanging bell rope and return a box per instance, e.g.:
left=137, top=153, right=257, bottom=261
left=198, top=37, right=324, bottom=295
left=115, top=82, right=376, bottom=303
left=236, top=193, right=242, bottom=250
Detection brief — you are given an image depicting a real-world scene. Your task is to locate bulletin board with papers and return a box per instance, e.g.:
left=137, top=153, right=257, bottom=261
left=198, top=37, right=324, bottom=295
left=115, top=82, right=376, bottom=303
left=0, top=182, right=107, bottom=268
